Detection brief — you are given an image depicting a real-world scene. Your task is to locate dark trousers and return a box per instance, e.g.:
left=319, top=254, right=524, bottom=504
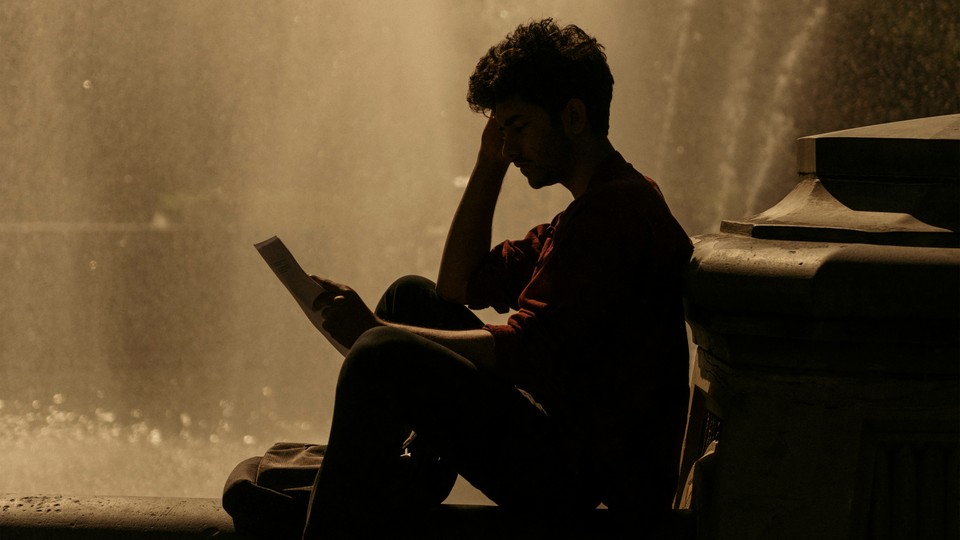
left=302, top=276, right=598, bottom=538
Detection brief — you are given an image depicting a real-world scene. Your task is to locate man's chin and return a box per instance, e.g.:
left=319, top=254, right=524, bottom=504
left=525, top=175, right=557, bottom=190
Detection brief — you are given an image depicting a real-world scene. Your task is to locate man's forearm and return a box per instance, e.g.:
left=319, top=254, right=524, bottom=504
left=384, top=322, right=500, bottom=374
left=436, top=157, right=508, bottom=303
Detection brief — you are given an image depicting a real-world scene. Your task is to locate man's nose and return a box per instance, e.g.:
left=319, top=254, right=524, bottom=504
left=501, top=133, right=519, bottom=159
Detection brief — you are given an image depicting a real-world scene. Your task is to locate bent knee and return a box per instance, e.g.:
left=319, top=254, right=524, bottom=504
left=390, top=274, right=436, bottom=292
left=337, top=326, right=416, bottom=388
left=352, top=325, right=410, bottom=352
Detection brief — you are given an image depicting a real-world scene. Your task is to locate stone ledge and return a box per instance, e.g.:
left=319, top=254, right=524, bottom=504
left=0, top=494, right=694, bottom=539
left=0, top=495, right=233, bottom=539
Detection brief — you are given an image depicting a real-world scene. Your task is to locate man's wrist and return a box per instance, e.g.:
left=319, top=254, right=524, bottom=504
left=475, top=152, right=511, bottom=178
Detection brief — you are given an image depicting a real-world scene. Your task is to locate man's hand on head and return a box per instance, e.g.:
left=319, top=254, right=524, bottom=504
left=478, top=114, right=511, bottom=172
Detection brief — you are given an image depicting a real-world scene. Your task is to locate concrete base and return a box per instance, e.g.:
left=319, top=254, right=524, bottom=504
left=678, top=114, right=960, bottom=539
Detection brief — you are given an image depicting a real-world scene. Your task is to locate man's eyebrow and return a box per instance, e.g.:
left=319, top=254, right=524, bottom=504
left=499, top=113, right=523, bottom=127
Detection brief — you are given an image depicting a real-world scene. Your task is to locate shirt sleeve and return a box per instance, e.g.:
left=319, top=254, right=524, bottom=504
left=479, top=178, right=688, bottom=404
left=463, top=222, right=553, bottom=314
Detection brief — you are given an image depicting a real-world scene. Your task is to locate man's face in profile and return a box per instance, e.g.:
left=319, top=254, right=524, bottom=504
left=495, top=96, right=575, bottom=190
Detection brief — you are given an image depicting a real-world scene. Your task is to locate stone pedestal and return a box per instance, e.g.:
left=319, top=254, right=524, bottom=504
left=678, top=115, right=960, bottom=540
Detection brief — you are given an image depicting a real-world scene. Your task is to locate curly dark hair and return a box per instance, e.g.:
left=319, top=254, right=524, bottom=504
left=467, top=19, right=614, bottom=136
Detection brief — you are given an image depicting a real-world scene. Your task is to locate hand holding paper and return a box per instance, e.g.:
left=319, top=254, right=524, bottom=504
left=255, top=236, right=326, bottom=308
left=309, top=275, right=382, bottom=351
left=255, top=236, right=355, bottom=356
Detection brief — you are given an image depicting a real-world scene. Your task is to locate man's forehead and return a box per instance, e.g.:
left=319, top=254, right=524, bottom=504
left=494, top=97, right=542, bottom=126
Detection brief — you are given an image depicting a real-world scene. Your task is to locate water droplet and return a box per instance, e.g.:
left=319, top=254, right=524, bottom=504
left=453, top=175, right=469, bottom=188
left=88, top=260, right=97, bottom=271
left=150, top=212, right=170, bottom=230
left=52, top=394, right=64, bottom=405
left=242, top=435, right=256, bottom=445
left=148, top=429, right=162, bottom=446
left=82, top=79, right=92, bottom=89
left=180, top=413, right=192, bottom=427
left=261, top=386, right=273, bottom=397
left=220, top=400, right=234, bottom=418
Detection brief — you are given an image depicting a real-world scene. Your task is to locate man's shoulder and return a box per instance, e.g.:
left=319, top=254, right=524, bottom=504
left=583, top=168, right=666, bottom=211
left=577, top=160, right=691, bottom=252
left=586, top=152, right=658, bottom=193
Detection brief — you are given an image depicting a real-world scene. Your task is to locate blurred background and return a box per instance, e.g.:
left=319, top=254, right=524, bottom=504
left=1, top=0, right=957, bottom=502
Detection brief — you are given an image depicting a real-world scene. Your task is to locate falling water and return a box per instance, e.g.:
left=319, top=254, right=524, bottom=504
left=0, top=0, right=957, bottom=503
left=742, top=1, right=827, bottom=213
left=652, top=0, right=697, bottom=177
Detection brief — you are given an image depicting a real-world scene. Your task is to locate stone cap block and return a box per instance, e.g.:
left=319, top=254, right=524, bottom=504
left=797, top=113, right=960, bottom=181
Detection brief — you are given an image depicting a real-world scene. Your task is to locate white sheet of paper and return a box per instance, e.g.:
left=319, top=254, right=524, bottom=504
left=255, top=236, right=349, bottom=356
left=254, top=235, right=326, bottom=310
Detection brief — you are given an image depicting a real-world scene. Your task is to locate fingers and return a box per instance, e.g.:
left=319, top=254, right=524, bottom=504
left=309, top=276, right=348, bottom=311
left=478, top=115, right=510, bottom=170
left=312, top=291, right=343, bottom=311
left=309, top=275, right=346, bottom=293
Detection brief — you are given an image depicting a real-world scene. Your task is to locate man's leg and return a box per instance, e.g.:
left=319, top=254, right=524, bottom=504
left=374, top=274, right=484, bottom=330
left=302, top=277, right=597, bottom=538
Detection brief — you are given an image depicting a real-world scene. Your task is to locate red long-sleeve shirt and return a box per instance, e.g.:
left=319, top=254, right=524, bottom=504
left=465, top=152, right=693, bottom=514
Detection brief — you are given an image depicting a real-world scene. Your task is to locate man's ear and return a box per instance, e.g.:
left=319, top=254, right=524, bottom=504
left=561, top=98, right=589, bottom=136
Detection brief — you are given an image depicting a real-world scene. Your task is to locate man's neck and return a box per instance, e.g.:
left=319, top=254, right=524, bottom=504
left=563, top=137, right=617, bottom=199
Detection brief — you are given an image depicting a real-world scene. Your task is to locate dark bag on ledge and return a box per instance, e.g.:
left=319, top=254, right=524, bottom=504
left=222, top=442, right=325, bottom=540
left=222, top=437, right=457, bottom=539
